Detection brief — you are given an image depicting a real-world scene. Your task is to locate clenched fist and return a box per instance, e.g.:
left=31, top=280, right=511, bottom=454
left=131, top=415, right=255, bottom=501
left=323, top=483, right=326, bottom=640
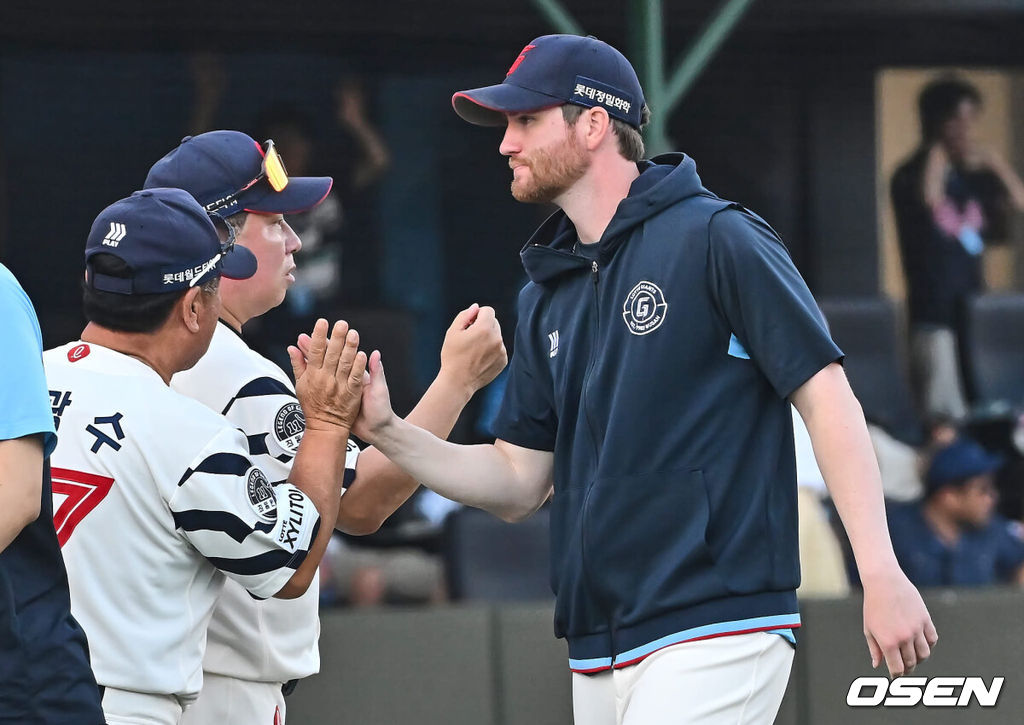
left=439, top=303, right=507, bottom=397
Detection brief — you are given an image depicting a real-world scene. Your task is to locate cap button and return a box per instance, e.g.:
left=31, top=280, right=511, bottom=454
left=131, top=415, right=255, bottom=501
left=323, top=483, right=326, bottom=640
left=180, top=135, right=193, bottom=143
left=138, top=190, right=154, bottom=197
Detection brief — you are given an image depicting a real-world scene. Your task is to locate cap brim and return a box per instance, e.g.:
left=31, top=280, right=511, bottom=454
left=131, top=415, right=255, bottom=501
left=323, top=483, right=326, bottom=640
left=452, top=84, right=565, bottom=126
left=241, top=176, right=334, bottom=215
left=220, top=243, right=258, bottom=281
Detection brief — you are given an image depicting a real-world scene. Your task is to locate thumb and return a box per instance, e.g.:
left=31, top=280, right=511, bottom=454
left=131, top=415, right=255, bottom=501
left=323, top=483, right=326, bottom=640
left=369, top=349, right=385, bottom=382
left=452, top=303, right=480, bottom=331
left=287, top=345, right=307, bottom=382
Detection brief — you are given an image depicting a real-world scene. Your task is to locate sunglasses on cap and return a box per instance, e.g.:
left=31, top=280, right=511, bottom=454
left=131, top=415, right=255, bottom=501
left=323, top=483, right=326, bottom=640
left=203, top=139, right=289, bottom=214
left=186, top=214, right=240, bottom=288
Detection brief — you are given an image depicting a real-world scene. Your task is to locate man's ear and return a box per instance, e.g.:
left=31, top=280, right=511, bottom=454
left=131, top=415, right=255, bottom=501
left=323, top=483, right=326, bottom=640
left=580, top=106, right=612, bottom=150
left=181, top=287, right=205, bottom=333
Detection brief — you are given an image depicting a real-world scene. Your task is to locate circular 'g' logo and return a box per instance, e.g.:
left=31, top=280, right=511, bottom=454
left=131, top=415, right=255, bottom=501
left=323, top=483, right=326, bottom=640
left=247, top=468, right=278, bottom=522
left=273, top=402, right=306, bottom=453
left=622, top=281, right=668, bottom=335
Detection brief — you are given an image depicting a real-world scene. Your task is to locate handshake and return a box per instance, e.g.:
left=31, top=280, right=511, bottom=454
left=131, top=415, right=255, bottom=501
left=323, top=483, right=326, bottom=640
left=287, top=304, right=507, bottom=444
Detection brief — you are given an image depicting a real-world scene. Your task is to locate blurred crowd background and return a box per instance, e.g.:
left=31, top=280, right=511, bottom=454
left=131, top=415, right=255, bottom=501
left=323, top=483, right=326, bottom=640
left=2, top=0, right=1024, bottom=609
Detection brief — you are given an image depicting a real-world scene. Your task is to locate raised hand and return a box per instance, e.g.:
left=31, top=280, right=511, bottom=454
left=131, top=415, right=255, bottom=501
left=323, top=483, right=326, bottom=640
left=439, top=303, right=508, bottom=396
left=288, top=319, right=367, bottom=435
left=351, top=350, right=397, bottom=443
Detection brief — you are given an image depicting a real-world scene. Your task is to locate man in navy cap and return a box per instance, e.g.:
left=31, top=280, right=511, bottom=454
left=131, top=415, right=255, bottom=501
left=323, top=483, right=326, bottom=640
left=349, top=34, right=938, bottom=724
left=146, top=131, right=507, bottom=724
left=889, top=437, right=1024, bottom=587
left=45, top=187, right=367, bottom=724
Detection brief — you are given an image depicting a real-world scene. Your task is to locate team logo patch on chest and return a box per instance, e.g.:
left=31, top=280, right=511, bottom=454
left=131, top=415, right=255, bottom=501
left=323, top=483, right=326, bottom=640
left=622, top=281, right=668, bottom=335
left=247, top=468, right=278, bottom=522
left=273, top=401, right=306, bottom=453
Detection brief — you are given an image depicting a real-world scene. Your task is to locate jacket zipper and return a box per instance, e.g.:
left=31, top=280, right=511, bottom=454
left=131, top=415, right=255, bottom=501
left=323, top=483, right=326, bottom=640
left=578, top=259, right=616, bottom=666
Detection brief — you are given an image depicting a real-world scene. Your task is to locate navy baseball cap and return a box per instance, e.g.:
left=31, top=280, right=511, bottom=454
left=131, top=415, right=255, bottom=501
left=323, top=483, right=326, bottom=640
left=452, top=34, right=646, bottom=129
left=926, top=437, right=1005, bottom=494
left=85, top=188, right=257, bottom=295
left=144, top=130, right=333, bottom=218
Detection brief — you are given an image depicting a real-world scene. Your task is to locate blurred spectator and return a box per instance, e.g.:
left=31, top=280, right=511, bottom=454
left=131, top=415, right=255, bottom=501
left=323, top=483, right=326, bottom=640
left=321, top=489, right=447, bottom=607
left=891, top=76, right=1024, bottom=423
left=889, top=437, right=1024, bottom=587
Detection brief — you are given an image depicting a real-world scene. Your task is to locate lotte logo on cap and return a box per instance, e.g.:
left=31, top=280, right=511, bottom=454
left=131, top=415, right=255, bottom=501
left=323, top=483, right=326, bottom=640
left=506, top=44, right=536, bottom=76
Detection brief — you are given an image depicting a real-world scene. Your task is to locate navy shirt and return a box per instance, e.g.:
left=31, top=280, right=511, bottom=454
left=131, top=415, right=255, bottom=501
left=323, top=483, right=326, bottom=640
left=888, top=502, right=1024, bottom=587
left=494, top=155, right=842, bottom=671
left=0, top=264, right=104, bottom=724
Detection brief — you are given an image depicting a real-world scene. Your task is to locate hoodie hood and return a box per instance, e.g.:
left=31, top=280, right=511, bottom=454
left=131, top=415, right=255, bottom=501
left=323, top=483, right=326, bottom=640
left=521, top=153, right=712, bottom=283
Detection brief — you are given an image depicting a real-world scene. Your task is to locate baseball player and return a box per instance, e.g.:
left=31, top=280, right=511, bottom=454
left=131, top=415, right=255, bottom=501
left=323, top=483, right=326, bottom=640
left=46, top=188, right=365, bottom=725
left=144, top=130, right=506, bottom=724
left=346, top=35, right=938, bottom=724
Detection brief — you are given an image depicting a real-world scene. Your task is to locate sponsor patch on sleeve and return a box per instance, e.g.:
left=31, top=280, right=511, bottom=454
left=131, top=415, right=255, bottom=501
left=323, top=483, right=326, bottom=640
left=247, top=467, right=278, bottom=523
left=272, top=401, right=306, bottom=454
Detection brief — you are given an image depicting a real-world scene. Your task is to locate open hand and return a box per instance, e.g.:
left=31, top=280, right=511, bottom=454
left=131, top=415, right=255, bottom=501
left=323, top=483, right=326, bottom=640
left=351, top=350, right=397, bottom=443
left=288, top=319, right=367, bottom=435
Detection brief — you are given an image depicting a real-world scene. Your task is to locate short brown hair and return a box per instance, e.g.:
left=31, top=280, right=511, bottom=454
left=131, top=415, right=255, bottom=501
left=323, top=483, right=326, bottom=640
left=562, top=104, right=650, bottom=162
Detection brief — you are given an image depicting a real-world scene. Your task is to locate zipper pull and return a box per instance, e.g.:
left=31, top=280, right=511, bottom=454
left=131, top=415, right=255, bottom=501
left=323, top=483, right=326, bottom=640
left=591, top=260, right=599, bottom=284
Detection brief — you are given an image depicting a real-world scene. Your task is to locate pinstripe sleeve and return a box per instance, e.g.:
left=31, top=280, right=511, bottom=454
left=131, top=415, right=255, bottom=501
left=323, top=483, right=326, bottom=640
left=168, top=426, right=322, bottom=599
left=222, top=376, right=361, bottom=490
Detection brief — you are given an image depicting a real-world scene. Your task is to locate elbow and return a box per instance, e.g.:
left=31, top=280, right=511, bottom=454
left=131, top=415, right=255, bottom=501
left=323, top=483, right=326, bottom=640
left=336, top=514, right=383, bottom=537
left=335, top=505, right=386, bottom=536
left=274, top=570, right=315, bottom=600
left=16, top=491, right=41, bottom=531
left=495, top=501, right=540, bottom=524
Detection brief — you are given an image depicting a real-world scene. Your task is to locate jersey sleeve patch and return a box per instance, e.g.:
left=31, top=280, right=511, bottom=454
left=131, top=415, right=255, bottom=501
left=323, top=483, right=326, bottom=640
left=271, top=401, right=305, bottom=455
left=247, top=467, right=278, bottom=523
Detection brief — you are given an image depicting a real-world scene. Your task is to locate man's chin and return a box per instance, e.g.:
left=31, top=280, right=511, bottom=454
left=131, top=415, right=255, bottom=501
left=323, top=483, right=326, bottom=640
left=511, top=182, right=555, bottom=205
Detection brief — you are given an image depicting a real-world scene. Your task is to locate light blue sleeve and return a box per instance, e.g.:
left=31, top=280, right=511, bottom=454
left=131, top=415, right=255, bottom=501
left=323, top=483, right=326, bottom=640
left=0, top=264, right=57, bottom=457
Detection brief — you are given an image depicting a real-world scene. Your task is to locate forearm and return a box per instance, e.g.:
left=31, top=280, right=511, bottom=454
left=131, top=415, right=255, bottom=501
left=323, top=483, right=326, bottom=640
left=338, top=372, right=474, bottom=534
left=793, top=366, right=900, bottom=581
left=0, top=437, right=44, bottom=553
left=367, top=417, right=541, bottom=522
left=276, top=428, right=348, bottom=597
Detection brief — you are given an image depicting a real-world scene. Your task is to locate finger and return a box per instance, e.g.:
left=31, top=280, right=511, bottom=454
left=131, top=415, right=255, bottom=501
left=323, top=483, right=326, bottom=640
left=297, top=333, right=313, bottom=358
left=913, top=632, right=931, bottom=664
left=866, top=633, right=882, bottom=670
left=452, top=303, right=480, bottom=330
left=884, top=643, right=906, bottom=678
left=322, top=320, right=351, bottom=372
left=334, top=328, right=360, bottom=378
left=305, top=319, right=330, bottom=369
left=287, top=346, right=307, bottom=381
left=924, top=619, right=938, bottom=647
left=476, top=306, right=496, bottom=326
left=369, top=350, right=386, bottom=384
left=899, top=640, right=917, bottom=675
left=349, top=350, right=368, bottom=388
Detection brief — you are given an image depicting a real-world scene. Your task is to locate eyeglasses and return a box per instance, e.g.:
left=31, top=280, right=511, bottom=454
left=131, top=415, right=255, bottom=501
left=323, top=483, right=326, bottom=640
left=204, top=139, right=289, bottom=214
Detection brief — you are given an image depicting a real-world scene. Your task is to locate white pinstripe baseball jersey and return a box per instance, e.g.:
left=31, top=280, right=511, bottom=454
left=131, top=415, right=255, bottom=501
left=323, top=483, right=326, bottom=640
left=170, top=322, right=359, bottom=683
left=43, top=340, right=322, bottom=704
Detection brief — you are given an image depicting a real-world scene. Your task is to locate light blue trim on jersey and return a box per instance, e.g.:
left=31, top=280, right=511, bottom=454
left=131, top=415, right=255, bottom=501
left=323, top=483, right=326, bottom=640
left=728, top=333, right=750, bottom=359
left=766, top=628, right=797, bottom=644
left=568, top=655, right=614, bottom=672
left=614, top=613, right=801, bottom=665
